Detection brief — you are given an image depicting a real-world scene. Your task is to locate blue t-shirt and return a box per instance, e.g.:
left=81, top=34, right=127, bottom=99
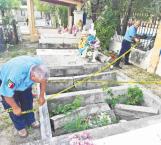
left=124, top=25, right=137, bottom=42
left=0, top=56, right=42, bottom=97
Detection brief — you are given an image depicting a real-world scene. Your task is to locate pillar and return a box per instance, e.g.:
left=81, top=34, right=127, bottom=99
left=68, top=7, right=73, bottom=33
left=147, top=22, right=161, bottom=73
left=73, top=10, right=83, bottom=25
left=27, top=0, right=38, bottom=42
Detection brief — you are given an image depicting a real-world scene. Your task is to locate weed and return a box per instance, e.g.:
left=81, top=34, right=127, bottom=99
left=126, top=86, right=144, bottom=105
left=64, top=113, right=111, bottom=133
left=51, top=96, right=83, bottom=116
left=104, top=86, right=144, bottom=107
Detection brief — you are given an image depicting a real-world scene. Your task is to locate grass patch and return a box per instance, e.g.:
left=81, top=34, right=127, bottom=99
left=0, top=43, right=36, bottom=62
left=0, top=113, right=12, bottom=131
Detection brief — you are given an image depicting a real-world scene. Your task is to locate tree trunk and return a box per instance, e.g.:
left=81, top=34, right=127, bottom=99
left=116, top=15, right=121, bottom=35
left=121, top=0, right=133, bottom=35
left=112, top=0, right=121, bottom=35
left=91, top=0, right=100, bottom=22
left=91, top=3, right=97, bottom=22
left=0, top=28, right=5, bottom=51
left=12, top=19, right=19, bottom=44
left=112, top=0, right=119, bottom=9
left=40, top=11, right=43, bottom=18
left=1, top=10, right=5, bottom=17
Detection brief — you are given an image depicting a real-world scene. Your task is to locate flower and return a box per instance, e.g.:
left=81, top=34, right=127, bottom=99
left=87, top=51, right=93, bottom=57
left=69, top=133, right=94, bottom=145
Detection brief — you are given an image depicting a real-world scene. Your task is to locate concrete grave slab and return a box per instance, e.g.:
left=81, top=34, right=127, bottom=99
left=36, top=49, right=101, bottom=67
left=29, top=71, right=161, bottom=145
left=47, top=85, right=129, bottom=113
left=114, top=104, right=159, bottom=120
left=47, top=76, right=74, bottom=94
left=94, top=122, right=161, bottom=145
left=50, top=103, right=115, bottom=135
left=129, top=49, right=151, bottom=70
left=46, top=71, right=119, bottom=94
left=23, top=115, right=161, bottom=145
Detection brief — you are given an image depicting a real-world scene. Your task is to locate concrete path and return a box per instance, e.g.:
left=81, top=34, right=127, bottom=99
left=94, top=122, right=161, bottom=145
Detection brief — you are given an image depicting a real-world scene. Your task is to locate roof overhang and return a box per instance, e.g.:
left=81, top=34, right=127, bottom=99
left=40, top=0, right=84, bottom=7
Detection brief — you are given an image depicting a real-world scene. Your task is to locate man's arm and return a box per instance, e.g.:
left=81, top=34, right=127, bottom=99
left=4, top=97, right=21, bottom=115
left=129, top=28, right=140, bottom=43
left=38, top=80, right=47, bottom=106
left=133, top=37, right=140, bottom=43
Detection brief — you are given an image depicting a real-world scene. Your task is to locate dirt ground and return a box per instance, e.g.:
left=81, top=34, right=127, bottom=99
left=121, top=65, right=161, bottom=97
left=0, top=44, right=161, bottom=145
left=0, top=109, right=41, bottom=145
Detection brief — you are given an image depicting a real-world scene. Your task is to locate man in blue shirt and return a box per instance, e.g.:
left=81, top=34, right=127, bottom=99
left=115, top=21, right=141, bottom=68
left=0, top=56, right=49, bottom=137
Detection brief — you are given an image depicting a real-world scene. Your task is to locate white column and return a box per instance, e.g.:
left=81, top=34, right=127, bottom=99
left=147, top=22, right=161, bottom=73
left=73, top=10, right=83, bottom=25
left=27, top=0, right=38, bottom=42
left=68, top=7, right=73, bottom=33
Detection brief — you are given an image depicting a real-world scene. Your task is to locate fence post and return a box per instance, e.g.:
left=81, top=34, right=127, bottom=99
left=0, top=27, right=5, bottom=51
left=147, top=21, right=161, bottom=74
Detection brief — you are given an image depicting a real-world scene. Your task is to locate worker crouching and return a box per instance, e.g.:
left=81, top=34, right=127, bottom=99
left=0, top=56, right=49, bottom=137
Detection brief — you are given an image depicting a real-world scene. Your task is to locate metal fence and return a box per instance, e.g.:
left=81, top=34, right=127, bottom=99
left=114, top=14, right=160, bottom=51
left=137, top=21, right=159, bottom=51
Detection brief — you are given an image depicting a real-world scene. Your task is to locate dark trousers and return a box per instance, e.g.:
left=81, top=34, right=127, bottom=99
left=115, top=39, right=131, bottom=66
left=1, top=87, right=35, bottom=130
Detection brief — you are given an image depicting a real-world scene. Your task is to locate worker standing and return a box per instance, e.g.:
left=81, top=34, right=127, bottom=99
left=115, top=20, right=141, bottom=69
left=0, top=56, right=49, bottom=137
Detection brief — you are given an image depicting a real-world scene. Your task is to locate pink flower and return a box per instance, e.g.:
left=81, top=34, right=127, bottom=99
left=69, top=132, right=94, bottom=145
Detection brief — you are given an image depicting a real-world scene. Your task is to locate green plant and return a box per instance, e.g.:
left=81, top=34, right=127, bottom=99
left=126, top=86, right=144, bottom=105
left=103, top=86, right=118, bottom=108
left=104, top=86, right=144, bottom=107
left=51, top=96, right=83, bottom=116
left=64, top=116, right=89, bottom=133
left=90, top=113, right=110, bottom=127
left=106, top=97, right=119, bottom=108
left=95, top=7, right=119, bottom=50
left=102, top=87, right=114, bottom=97
left=64, top=113, right=112, bottom=133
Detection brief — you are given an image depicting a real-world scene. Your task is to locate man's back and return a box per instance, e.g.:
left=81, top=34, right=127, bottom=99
left=124, top=25, right=137, bottom=42
left=0, top=56, right=42, bottom=97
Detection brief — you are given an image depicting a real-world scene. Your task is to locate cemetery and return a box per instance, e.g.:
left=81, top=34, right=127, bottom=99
left=0, top=0, right=161, bottom=145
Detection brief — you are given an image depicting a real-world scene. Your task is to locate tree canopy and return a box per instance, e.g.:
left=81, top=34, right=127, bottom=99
left=84, top=0, right=161, bottom=35
left=34, top=0, right=68, bottom=27
left=0, top=0, right=20, bottom=11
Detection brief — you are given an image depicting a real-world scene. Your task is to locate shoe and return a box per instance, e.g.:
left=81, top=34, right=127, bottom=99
left=31, top=121, right=40, bottom=129
left=114, top=65, right=122, bottom=69
left=18, top=129, right=28, bottom=137
left=124, top=62, right=132, bottom=65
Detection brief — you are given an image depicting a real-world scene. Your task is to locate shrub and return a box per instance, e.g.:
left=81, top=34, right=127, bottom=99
left=105, top=86, right=144, bottom=107
left=126, top=86, right=144, bottom=105
left=94, top=7, right=119, bottom=50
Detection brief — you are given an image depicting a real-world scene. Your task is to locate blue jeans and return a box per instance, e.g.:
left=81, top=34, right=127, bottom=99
left=1, top=87, right=35, bottom=131
left=115, top=39, right=131, bottom=66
